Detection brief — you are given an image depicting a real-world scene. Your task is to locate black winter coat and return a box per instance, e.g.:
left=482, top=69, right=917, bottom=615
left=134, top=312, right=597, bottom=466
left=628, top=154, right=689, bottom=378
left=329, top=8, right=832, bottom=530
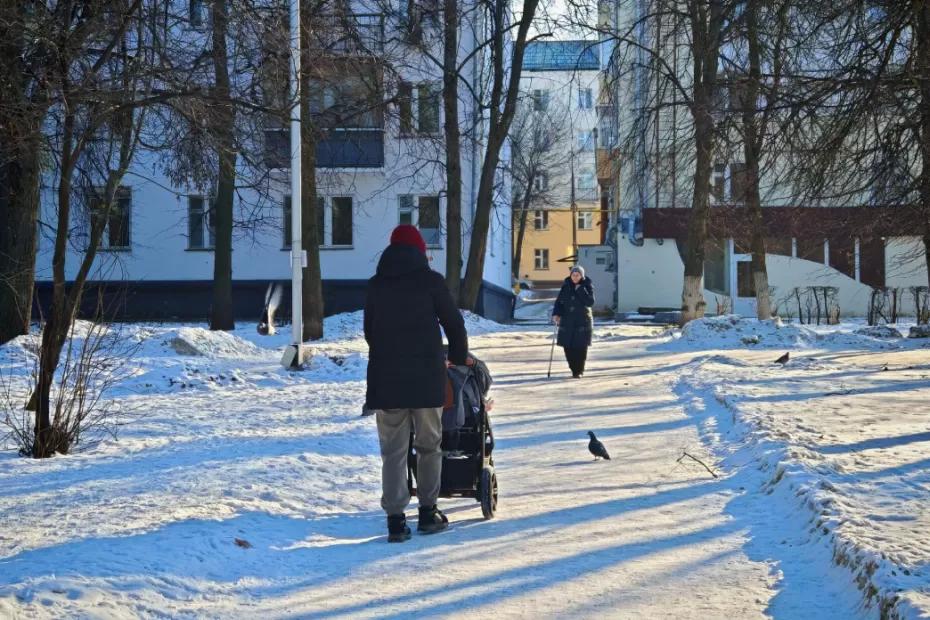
left=364, top=244, right=468, bottom=410
left=553, top=276, right=595, bottom=349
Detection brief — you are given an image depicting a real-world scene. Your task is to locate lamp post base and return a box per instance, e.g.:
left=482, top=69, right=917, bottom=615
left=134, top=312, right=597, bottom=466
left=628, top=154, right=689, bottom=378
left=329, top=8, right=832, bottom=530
left=281, top=344, right=305, bottom=370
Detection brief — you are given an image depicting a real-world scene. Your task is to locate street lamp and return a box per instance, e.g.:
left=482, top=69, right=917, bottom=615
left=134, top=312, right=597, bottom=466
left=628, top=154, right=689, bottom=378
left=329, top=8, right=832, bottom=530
left=282, top=0, right=305, bottom=369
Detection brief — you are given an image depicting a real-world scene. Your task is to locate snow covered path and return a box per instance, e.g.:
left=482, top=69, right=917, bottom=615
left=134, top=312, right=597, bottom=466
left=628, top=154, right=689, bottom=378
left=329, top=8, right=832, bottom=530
left=0, top=322, right=877, bottom=618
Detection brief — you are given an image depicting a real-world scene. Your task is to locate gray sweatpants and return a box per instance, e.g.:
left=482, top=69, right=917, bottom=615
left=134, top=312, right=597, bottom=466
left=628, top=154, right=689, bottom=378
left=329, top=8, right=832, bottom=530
left=375, top=407, right=443, bottom=515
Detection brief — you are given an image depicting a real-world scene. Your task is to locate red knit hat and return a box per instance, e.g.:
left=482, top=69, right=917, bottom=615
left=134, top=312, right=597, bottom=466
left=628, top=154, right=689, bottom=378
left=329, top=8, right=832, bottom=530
left=390, top=224, right=427, bottom=255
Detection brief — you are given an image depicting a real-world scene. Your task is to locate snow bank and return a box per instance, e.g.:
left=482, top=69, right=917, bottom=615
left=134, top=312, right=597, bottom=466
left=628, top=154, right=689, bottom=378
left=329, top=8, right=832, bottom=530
left=165, top=327, right=266, bottom=358
left=679, top=353, right=930, bottom=618
left=662, top=315, right=910, bottom=351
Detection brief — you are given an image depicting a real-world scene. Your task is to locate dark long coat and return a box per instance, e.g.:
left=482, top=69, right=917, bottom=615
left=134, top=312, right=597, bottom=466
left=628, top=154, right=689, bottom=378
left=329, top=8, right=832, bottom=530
left=364, top=244, right=468, bottom=410
left=552, top=276, right=595, bottom=349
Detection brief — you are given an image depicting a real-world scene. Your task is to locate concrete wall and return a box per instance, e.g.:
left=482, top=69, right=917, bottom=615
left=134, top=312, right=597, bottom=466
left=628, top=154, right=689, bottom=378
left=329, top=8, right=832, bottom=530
left=615, top=234, right=930, bottom=318
left=616, top=236, right=684, bottom=312
left=765, top=255, right=874, bottom=318
left=886, top=238, right=928, bottom=288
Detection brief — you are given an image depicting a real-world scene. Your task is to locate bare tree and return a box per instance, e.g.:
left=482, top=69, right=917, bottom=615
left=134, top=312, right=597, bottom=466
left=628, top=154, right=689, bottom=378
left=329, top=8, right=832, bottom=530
left=784, top=2, right=930, bottom=292
left=510, top=99, right=573, bottom=279
left=26, top=0, right=156, bottom=458
left=459, top=0, right=543, bottom=311
left=722, top=0, right=792, bottom=320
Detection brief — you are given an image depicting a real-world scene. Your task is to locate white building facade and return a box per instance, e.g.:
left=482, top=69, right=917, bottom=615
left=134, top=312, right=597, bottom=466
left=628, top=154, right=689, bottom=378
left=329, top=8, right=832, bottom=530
left=35, top=0, right=514, bottom=323
left=597, top=0, right=928, bottom=320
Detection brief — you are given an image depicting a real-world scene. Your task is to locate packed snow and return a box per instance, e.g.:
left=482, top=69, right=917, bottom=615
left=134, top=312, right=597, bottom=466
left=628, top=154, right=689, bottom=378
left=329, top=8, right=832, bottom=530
left=1, top=312, right=929, bottom=618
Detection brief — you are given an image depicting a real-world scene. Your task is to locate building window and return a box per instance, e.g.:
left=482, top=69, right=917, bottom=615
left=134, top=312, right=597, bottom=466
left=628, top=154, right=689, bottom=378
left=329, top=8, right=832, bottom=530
left=577, top=171, right=595, bottom=190
left=90, top=187, right=131, bottom=251
left=533, top=172, right=549, bottom=192
left=577, top=130, right=594, bottom=151
left=577, top=211, right=594, bottom=230
left=399, top=194, right=415, bottom=225
left=189, top=0, right=207, bottom=29
left=188, top=195, right=214, bottom=250
left=533, top=210, right=549, bottom=230
left=418, top=196, right=440, bottom=245
left=534, top=248, right=549, bottom=270
left=578, top=87, right=593, bottom=110
left=331, top=197, right=353, bottom=246
left=283, top=195, right=325, bottom=248
left=532, top=89, right=549, bottom=112
left=399, top=195, right=442, bottom=245
left=399, top=81, right=441, bottom=136
left=417, top=83, right=440, bottom=135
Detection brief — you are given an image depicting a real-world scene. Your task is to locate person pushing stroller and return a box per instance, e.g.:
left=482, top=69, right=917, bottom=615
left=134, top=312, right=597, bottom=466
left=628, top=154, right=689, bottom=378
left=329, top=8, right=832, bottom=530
left=364, top=225, right=469, bottom=542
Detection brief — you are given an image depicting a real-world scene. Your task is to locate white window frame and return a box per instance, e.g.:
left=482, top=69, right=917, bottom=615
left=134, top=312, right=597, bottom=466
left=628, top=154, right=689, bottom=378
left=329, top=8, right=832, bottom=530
left=398, top=194, right=442, bottom=247
left=89, top=186, right=132, bottom=252
left=328, top=196, right=354, bottom=247
left=533, top=172, right=549, bottom=192
left=578, top=87, right=593, bottom=110
left=577, top=170, right=595, bottom=191
left=577, top=130, right=594, bottom=151
left=534, top=248, right=549, bottom=270
left=577, top=211, right=594, bottom=230
left=399, top=81, right=441, bottom=136
left=187, top=195, right=215, bottom=250
left=533, top=209, right=549, bottom=231
left=284, top=195, right=328, bottom=249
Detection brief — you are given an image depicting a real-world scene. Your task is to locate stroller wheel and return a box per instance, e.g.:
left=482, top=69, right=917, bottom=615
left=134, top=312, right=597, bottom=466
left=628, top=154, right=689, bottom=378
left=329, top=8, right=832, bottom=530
left=480, top=467, right=498, bottom=520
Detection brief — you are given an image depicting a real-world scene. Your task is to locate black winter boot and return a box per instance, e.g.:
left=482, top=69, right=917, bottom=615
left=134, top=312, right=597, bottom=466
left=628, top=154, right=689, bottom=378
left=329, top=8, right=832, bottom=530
left=387, top=514, right=411, bottom=542
left=417, top=505, right=449, bottom=534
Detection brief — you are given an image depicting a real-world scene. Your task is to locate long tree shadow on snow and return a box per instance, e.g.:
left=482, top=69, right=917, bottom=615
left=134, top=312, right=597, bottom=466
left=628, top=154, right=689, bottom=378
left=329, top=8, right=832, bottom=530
left=672, top=376, right=873, bottom=619
left=0, top=479, right=726, bottom=616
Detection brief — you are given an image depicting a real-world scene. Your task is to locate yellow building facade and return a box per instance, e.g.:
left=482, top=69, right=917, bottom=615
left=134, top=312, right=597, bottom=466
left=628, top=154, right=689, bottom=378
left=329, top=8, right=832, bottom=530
left=515, top=206, right=603, bottom=285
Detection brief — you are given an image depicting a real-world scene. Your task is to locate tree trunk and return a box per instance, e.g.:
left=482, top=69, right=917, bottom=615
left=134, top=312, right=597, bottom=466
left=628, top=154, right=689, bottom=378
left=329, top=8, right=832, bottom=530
left=512, top=176, right=534, bottom=279
left=443, top=0, right=463, bottom=301
left=209, top=0, right=236, bottom=331
left=917, top=1, right=930, bottom=295
left=0, top=6, right=44, bottom=345
left=512, top=204, right=530, bottom=280
left=680, top=0, right=725, bottom=325
left=743, top=0, right=771, bottom=320
left=461, top=131, right=507, bottom=309
left=299, top=5, right=324, bottom=341
left=460, top=0, right=539, bottom=311
left=32, top=104, right=80, bottom=458
left=0, top=147, right=41, bottom=344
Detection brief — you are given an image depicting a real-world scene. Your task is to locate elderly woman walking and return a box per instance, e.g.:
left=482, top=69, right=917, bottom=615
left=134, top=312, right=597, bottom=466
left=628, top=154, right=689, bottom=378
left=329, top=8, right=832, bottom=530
left=551, top=265, right=595, bottom=378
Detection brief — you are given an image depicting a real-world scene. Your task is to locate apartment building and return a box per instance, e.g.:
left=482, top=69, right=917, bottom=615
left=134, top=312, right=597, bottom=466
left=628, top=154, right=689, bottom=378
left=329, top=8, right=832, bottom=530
left=34, top=0, right=515, bottom=322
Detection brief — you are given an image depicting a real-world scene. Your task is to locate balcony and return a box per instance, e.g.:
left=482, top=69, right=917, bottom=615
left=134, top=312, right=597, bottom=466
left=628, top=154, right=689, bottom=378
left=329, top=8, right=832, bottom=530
left=317, top=129, right=384, bottom=168
left=597, top=147, right=621, bottom=184
left=264, top=128, right=384, bottom=169
left=309, top=13, right=384, bottom=55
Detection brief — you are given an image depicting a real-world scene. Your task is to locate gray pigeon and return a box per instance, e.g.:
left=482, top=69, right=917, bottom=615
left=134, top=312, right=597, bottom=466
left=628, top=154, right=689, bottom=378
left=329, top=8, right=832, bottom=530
left=587, top=431, right=610, bottom=460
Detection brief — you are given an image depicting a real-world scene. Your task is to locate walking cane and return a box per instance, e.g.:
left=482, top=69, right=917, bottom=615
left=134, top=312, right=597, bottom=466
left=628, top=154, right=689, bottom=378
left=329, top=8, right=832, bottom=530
left=547, top=320, right=558, bottom=378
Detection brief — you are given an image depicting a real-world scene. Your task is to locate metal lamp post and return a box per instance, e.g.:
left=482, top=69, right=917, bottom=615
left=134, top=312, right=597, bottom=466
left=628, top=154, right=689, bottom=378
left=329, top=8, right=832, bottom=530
left=282, top=0, right=305, bottom=369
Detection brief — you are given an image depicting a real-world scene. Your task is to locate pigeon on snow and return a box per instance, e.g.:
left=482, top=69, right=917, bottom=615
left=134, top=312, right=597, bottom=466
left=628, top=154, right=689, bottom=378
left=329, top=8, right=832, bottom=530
left=774, top=352, right=790, bottom=365
left=587, top=431, right=611, bottom=461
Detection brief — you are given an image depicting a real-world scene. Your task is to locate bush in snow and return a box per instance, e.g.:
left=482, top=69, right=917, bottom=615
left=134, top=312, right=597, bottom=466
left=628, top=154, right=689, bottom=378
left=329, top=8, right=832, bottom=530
left=2, top=320, right=139, bottom=456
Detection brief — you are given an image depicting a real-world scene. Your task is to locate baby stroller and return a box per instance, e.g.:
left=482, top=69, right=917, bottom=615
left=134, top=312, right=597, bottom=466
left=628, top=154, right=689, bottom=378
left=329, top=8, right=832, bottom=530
left=407, top=354, right=498, bottom=519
